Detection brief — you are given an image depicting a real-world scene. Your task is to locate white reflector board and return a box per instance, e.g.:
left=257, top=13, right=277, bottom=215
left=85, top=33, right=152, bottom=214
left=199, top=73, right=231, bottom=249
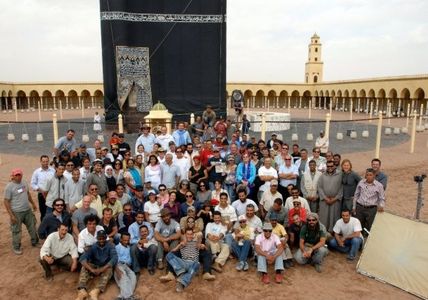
left=357, top=212, right=428, bottom=299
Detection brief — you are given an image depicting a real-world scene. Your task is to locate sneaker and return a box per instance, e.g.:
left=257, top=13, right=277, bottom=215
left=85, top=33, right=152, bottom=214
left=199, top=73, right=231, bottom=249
left=236, top=261, right=244, bottom=271
left=176, top=282, right=184, bottom=293
left=283, top=260, right=290, bottom=269
left=275, top=273, right=283, bottom=284
left=157, top=260, right=165, bottom=270
left=159, top=272, right=175, bottom=283
left=13, top=248, right=23, bottom=255
left=211, top=262, right=223, bottom=273
left=261, top=273, right=270, bottom=284
left=314, top=264, right=322, bottom=273
left=202, top=272, right=216, bottom=281
left=243, top=262, right=249, bottom=271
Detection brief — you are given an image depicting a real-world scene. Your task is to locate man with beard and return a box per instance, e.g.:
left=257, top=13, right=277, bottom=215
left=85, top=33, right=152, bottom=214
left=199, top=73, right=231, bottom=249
left=294, top=212, right=328, bottom=273
left=38, top=198, right=72, bottom=239
left=317, top=161, right=343, bottom=232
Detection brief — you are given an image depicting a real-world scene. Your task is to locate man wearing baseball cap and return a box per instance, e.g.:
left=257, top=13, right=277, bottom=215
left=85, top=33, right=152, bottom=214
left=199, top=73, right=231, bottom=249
left=77, top=230, right=118, bottom=300
left=4, top=168, right=39, bottom=255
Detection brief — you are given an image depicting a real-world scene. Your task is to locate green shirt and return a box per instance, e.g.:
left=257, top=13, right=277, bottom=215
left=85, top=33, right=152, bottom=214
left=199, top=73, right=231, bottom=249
left=299, top=223, right=327, bottom=245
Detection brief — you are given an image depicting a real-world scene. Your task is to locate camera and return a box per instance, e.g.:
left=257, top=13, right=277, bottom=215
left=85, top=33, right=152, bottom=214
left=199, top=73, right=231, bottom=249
left=414, top=174, right=426, bottom=183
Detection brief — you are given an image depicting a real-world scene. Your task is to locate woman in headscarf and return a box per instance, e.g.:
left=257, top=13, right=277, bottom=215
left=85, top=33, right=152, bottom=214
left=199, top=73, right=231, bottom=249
left=104, top=164, right=117, bottom=192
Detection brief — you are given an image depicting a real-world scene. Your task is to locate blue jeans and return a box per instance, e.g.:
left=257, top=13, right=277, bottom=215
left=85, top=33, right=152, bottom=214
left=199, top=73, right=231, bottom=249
left=328, top=237, right=363, bottom=259
left=294, top=246, right=329, bottom=265
left=257, top=254, right=284, bottom=273
left=224, top=183, right=236, bottom=203
left=131, top=244, right=158, bottom=272
left=231, top=240, right=251, bottom=262
left=166, top=252, right=200, bottom=287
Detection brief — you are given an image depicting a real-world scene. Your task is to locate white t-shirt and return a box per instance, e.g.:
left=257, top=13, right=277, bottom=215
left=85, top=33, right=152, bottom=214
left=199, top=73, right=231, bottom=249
left=215, top=205, right=238, bottom=223
left=284, top=196, right=311, bottom=212
left=333, top=217, right=363, bottom=237
left=174, top=157, right=190, bottom=181
left=278, top=164, right=299, bottom=187
left=257, top=166, right=278, bottom=192
left=232, top=199, right=259, bottom=216
left=144, top=201, right=161, bottom=223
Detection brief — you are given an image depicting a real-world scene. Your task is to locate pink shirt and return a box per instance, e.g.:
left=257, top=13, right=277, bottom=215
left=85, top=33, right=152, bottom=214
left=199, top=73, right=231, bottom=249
left=255, top=233, right=281, bottom=254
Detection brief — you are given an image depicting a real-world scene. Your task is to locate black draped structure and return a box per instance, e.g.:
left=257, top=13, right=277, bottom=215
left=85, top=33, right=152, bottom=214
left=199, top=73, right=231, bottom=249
left=99, top=0, right=227, bottom=123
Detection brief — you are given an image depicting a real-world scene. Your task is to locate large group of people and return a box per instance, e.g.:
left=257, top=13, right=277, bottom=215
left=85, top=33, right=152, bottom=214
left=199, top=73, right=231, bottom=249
left=4, top=108, right=388, bottom=299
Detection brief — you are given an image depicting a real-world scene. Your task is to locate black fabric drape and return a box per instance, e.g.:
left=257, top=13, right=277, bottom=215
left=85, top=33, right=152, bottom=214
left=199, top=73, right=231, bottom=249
left=100, top=0, right=227, bottom=121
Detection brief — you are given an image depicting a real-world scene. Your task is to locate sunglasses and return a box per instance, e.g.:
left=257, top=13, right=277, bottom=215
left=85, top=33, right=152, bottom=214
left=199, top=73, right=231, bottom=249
left=115, top=163, right=121, bottom=165
left=282, top=147, right=289, bottom=150
left=187, top=220, right=195, bottom=223
left=55, top=204, right=65, bottom=207
left=307, top=218, right=317, bottom=222
left=239, top=220, right=246, bottom=223
left=185, top=195, right=193, bottom=198
left=293, top=203, right=301, bottom=206
left=263, top=230, right=272, bottom=233
left=124, top=209, right=132, bottom=212
left=159, top=188, right=166, bottom=191
left=90, top=188, right=98, bottom=191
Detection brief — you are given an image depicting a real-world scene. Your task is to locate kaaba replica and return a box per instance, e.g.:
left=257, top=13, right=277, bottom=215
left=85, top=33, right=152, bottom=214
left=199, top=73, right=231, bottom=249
left=99, top=0, right=227, bottom=130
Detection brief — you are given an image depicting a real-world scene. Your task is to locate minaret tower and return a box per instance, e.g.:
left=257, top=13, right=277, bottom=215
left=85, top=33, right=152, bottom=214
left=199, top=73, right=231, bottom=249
left=305, top=33, right=323, bottom=83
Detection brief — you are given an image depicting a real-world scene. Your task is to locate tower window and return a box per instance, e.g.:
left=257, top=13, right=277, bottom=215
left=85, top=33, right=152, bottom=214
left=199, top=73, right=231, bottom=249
left=315, top=40, right=318, bottom=43
left=315, top=47, right=318, bottom=52
left=314, top=75, right=318, bottom=83
left=315, top=58, right=318, bottom=61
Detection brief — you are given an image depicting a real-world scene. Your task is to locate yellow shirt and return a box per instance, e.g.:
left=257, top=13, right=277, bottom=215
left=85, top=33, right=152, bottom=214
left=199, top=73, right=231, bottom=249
left=272, top=223, right=287, bottom=239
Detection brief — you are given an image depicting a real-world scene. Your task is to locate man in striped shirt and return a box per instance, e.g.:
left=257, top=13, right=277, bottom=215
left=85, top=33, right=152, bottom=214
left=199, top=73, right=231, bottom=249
left=352, top=168, right=385, bottom=233
left=161, top=228, right=204, bottom=292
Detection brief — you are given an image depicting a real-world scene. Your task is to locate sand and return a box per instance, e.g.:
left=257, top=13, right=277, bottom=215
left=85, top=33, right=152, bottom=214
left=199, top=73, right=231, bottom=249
left=0, top=109, right=427, bottom=299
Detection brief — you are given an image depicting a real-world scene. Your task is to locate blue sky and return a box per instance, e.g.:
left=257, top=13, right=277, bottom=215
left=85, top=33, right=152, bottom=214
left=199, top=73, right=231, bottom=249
left=0, top=0, right=427, bottom=82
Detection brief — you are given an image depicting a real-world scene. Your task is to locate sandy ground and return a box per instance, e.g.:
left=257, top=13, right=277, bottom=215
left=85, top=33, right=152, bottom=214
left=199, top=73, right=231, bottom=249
left=0, top=109, right=427, bottom=299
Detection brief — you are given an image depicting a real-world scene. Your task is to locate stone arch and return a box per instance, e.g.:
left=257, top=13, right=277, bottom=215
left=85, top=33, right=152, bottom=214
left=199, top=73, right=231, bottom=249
left=29, top=90, right=41, bottom=109
left=267, top=90, right=276, bottom=108
left=302, top=90, right=311, bottom=108
left=243, top=90, right=253, bottom=108
left=414, top=88, right=426, bottom=114
left=68, top=90, right=79, bottom=109
left=81, top=90, right=91, bottom=109
left=55, top=90, right=66, bottom=109
left=42, top=90, right=54, bottom=109
left=401, top=88, right=410, bottom=99
left=413, top=88, right=425, bottom=99
left=377, top=89, right=386, bottom=112
left=16, top=90, right=27, bottom=110
left=94, top=90, right=104, bottom=108
left=291, top=90, right=300, bottom=108
left=278, top=90, right=288, bottom=108
left=255, top=90, right=264, bottom=108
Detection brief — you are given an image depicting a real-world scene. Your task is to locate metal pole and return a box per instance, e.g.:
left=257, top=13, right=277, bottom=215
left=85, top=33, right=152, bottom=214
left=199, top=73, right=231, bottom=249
left=308, top=100, right=312, bottom=119
left=375, top=112, right=383, bottom=159
left=261, top=113, right=266, bottom=141
left=53, top=113, right=58, bottom=146
left=38, top=100, right=42, bottom=121
left=410, top=110, right=417, bottom=153
left=350, top=100, right=353, bottom=121
left=415, top=175, right=426, bottom=220
left=325, top=113, right=331, bottom=141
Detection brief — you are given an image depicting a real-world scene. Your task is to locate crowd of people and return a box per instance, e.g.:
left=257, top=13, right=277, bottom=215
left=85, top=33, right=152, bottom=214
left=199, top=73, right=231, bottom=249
left=4, top=107, right=388, bottom=299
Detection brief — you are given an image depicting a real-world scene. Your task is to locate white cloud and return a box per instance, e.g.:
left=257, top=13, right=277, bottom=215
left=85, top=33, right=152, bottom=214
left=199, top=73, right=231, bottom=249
left=0, top=0, right=427, bottom=82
